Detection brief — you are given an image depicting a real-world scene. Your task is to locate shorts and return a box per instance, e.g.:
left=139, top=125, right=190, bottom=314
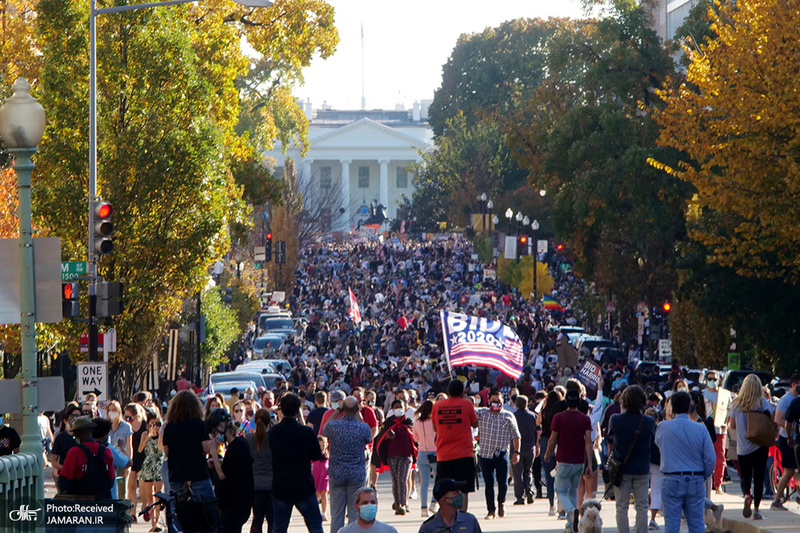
left=778, top=436, right=798, bottom=470
left=435, top=456, right=476, bottom=493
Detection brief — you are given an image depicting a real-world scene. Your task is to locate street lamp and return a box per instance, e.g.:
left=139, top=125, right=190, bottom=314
left=486, top=200, right=493, bottom=232
left=0, top=77, right=46, bottom=498
left=531, top=219, right=540, bottom=303
left=515, top=211, right=523, bottom=235
left=505, top=208, right=513, bottom=235
left=86, top=0, right=273, bottom=361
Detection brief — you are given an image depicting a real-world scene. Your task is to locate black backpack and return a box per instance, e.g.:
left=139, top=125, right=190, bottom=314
left=69, top=443, right=112, bottom=499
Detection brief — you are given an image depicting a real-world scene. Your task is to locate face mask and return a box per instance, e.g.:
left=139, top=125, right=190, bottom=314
left=366, top=400, right=375, bottom=407
left=108, top=411, right=118, bottom=420
left=678, top=387, right=687, bottom=393
left=358, top=503, right=378, bottom=522
left=450, top=493, right=465, bottom=510
left=215, top=433, right=226, bottom=444
left=302, top=410, right=310, bottom=417
left=331, top=402, right=340, bottom=410
left=124, top=415, right=133, bottom=423
left=393, top=408, right=405, bottom=418
left=490, top=402, right=502, bottom=411
left=246, top=411, right=254, bottom=418
left=707, top=380, right=717, bottom=389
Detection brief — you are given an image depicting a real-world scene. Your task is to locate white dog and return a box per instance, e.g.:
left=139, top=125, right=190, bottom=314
left=578, top=499, right=603, bottom=533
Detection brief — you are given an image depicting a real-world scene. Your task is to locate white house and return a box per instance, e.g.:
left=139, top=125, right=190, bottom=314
left=264, top=101, right=434, bottom=232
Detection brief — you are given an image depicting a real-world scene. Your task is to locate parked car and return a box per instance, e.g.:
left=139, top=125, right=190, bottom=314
left=252, top=334, right=288, bottom=358
left=721, top=369, right=771, bottom=392
left=202, top=380, right=257, bottom=401
left=238, top=359, right=291, bottom=376
left=575, top=334, right=615, bottom=358
left=258, top=314, right=296, bottom=338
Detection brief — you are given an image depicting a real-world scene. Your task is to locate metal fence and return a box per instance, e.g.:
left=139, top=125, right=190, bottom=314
left=0, top=453, right=43, bottom=514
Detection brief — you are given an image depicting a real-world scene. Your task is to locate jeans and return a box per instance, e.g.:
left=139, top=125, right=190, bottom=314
left=273, top=493, right=324, bottom=533
left=251, top=489, right=274, bottom=533
left=417, top=451, right=437, bottom=508
left=662, top=475, right=705, bottom=533
left=329, top=477, right=362, bottom=533
left=513, top=450, right=535, bottom=500
left=555, top=462, right=584, bottom=517
left=161, top=462, right=171, bottom=494
left=615, top=474, right=649, bottom=533
left=479, top=453, right=508, bottom=513
left=739, top=446, right=768, bottom=509
left=540, top=437, right=556, bottom=506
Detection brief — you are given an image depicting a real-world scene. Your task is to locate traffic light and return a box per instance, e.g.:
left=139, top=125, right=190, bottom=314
left=556, top=243, right=564, bottom=252
left=97, top=281, right=124, bottom=317
left=62, top=282, right=79, bottom=318
left=662, top=301, right=671, bottom=313
left=265, top=232, right=273, bottom=262
left=518, top=235, right=529, bottom=256
left=94, top=200, right=114, bottom=254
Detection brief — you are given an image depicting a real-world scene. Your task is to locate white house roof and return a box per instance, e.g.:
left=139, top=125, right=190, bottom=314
left=308, top=118, right=431, bottom=151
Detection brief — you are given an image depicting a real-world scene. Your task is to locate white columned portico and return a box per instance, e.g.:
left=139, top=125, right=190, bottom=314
left=302, top=159, right=313, bottom=183
left=340, top=159, right=351, bottom=231
left=379, top=159, right=389, bottom=214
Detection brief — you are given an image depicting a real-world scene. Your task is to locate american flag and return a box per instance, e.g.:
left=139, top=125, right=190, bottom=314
left=441, top=310, right=524, bottom=379
left=349, top=287, right=362, bottom=324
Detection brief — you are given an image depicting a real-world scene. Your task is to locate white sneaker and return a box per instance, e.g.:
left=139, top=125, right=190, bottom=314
left=410, top=490, right=418, bottom=500
left=713, top=504, right=724, bottom=523
left=429, top=501, right=439, bottom=514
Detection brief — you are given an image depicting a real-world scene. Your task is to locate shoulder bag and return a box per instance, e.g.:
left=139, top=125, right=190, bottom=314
left=606, top=414, right=645, bottom=487
left=746, top=409, right=778, bottom=448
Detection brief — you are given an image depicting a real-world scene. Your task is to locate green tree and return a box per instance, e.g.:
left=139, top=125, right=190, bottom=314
left=201, top=287, right=239, bottom=369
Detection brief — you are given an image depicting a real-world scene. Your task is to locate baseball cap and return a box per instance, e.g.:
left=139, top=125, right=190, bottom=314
left=330, top=390, right=346, bottom=402
left=565, top=389, right=580, bottom=408
left=70, top=416, right=96, bottom=432
left=433, top=478, right=467, bottom=501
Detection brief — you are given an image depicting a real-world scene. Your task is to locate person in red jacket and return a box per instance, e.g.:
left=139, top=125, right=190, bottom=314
left=58, top=416, right=115, bottom=498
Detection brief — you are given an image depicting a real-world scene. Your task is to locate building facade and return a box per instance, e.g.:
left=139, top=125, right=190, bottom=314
left=264, top=102, right=433, bottom=233
left=650, top=0, right=699, bottom=43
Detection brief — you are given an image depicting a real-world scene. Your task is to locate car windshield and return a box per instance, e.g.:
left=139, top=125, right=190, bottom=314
left=211, top=373, right=266, bottom=389
left=261, top=317, right=294, bottom=330
left=254, top=338, right=269, bottom=349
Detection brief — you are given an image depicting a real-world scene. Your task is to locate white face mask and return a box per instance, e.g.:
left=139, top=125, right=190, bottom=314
left=678, top=386, right=687, bottom=393
left=108, top=411, right=118, bottom=420
left=331, top=402, right=340, bottom=410
left=707, top=380, right=717, bottom=389
left=393, top=408, right=405, bottom=418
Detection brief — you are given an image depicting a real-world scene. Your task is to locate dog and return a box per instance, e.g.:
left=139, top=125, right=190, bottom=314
left=577, top=499, right=603, bottom=533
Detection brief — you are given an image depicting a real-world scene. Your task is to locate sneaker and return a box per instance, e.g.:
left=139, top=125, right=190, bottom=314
left=498, top=503, right=505, bottom=518
left=484, top=512, right=495, bottom=520
left=743, top=495, right=753, bottom=518
left=513, top=499, right=526, bottom=505
left=322, top=514, right=328, bottom=522
left=753, top=511, right=763, bottom=520
left=558, top=510, right=567, bottom=520
left=713, top=504, right=724, bottom=523
left=648, top=519, right=659, bottom=530
left=771, top=501, right=788, bottom=511
left=395, top=507, right=406, bottom=516
left=410, top=490, right=418, bottom=500
left=549, top=507, right=557, bottom=517
left=527, top=492, right=535, bottom=504
left=421, top=508, right=428, bottom=518
left=572, top=509, right=579, bottom=533
left=429, top=501, right=439, bottom=514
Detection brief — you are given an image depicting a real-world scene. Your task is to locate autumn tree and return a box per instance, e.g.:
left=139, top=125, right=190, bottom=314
left=653, top=0, right=800, bottom=282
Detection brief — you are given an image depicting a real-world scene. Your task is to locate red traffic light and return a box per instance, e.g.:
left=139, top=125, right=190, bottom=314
left=556, top=243, right=564, bottom=251
left=266, top=232, right=273, bottom=240
left=662, top=302, right=672, bottom=312
left=62, top=283, right=75, bottom=299
left=519, top=236, right=528, bottom=244
left=95, top=202, right=113, bottom=218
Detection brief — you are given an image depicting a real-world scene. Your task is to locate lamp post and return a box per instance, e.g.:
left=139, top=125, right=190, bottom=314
left=0, top=77, right=46, bottom=499
left=486, top=200, right=493, bottom=233
left=505, top=208, right=513, bottom=236
left=492, top=214, right=499, bottom=252
left=86, top=0, right=273, bottom=361
left=515, top=211, right=523, bottom=235
left=531, top=219, right=540, bottom=303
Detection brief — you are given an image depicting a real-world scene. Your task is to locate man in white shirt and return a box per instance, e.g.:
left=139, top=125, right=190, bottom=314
left=702, top=371, right=728, bottom=493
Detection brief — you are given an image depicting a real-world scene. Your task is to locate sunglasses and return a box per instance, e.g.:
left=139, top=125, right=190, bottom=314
left=233, top=409, right=242, bottom=413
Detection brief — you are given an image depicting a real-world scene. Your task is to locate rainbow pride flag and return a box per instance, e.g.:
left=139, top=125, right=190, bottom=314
left=543, top=294, right=564, bottom=312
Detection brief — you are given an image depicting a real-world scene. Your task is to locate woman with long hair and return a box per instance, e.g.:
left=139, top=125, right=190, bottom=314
left=246, top=408, right=275, bottom=533
left=162, top=390, right=220, bottom=530
left=107, top=400, right=133, bottom=500
left=412, top=399, right=437, bottom=517
left=728, top=374, right=774, bottom=520
left=138, top=411, right=164, bottom=532
left=538, top=389, right=564, bottom=516
left=125, top=402, right=147, bottom=522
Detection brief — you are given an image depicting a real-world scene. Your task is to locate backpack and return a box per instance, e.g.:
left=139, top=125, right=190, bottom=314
left=69, top=443, right=112, bottom=499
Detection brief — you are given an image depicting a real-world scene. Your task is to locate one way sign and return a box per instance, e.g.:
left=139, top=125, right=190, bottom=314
left=76, top=362, right=108, bottom=402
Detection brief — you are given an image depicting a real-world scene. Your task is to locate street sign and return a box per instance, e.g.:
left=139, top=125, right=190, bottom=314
left=0, top=238, right=63, bottom=324
left=104, top=328, right=117, bottom=352
left=275, top=241, right=286, bottom=264
left=659, top=339, right=672, bottom=358
left=254, top=246, right=266, bottom=261
left=76, top=362, right=108, bottom=402
left=537, top=240, right=548, bottom=254
left=728, top=352, right=741, bottom=371
left=504, top=236, right=517, bottom=259
left=80, top=332, right=104, bottom=353
left=61, top=261, right=87, bottom=281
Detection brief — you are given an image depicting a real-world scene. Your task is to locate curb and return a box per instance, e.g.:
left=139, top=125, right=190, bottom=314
left=706, top=512, right=782, bottom=533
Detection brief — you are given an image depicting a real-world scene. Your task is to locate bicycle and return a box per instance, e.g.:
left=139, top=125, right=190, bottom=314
left=768, top=444, right=800, bottom=505
left=139, top=490, right=181, bottom=533
left=138, top=486, right=216, bottom=533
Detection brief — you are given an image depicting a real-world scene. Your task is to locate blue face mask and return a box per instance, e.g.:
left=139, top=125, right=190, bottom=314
left=215, top=433, right=226, bottom=444
left=358, top=504, right=377, bottom=522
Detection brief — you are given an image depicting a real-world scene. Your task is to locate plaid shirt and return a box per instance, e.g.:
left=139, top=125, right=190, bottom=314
left=476, top=408, right=521, bottom=458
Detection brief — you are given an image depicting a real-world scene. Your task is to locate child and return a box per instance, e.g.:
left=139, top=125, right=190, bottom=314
left=313, top=436, right=329, bottom=521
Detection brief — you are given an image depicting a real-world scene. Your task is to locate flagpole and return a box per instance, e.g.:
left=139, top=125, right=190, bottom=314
left=440, top=310, right=456, bottom=379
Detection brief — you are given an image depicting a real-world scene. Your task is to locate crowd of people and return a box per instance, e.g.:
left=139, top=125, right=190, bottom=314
left=24, top=237, right=800, bottom=533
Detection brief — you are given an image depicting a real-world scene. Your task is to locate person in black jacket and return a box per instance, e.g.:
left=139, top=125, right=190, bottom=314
left=207, top=408, right=254, bottom=533
left=269, top=393, right=324, bottom=533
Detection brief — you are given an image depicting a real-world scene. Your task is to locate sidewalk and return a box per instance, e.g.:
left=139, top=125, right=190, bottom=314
left=707, top=473, right=800, bottom=533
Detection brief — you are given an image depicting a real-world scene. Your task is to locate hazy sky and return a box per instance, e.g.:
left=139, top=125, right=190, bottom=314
left=295, top=0, right=585, bottom=111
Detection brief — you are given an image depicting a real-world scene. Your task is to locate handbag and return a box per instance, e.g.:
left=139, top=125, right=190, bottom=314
left=606, top=415, right=645, bottom=487
left=427, top=452, right=437, bottom=464
left=746, top=410, right=778, bottom=448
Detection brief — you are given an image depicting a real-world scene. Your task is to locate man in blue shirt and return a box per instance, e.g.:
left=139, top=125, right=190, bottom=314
left=655, top=391, right=716, bottom=533
left=322, top=396, right=373, bottom=533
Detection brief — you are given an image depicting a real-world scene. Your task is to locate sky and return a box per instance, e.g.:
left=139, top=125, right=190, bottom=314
left=295, top=0, right=586, bottom=111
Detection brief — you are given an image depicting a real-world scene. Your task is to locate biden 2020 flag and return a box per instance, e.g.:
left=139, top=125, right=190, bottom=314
left=441, top=310, right=524, bottom=379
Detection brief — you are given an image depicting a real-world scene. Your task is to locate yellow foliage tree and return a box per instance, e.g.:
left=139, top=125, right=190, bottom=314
left=496, top=256, right=554, bottom=301
left=653, top=0, right=800, bottom=281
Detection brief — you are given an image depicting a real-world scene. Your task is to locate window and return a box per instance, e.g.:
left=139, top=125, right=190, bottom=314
left=358, top=166, right=370, bottom=188
left=396, top=167, right=408, bottom=189
left=319, top=166, right=332, bottom=189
